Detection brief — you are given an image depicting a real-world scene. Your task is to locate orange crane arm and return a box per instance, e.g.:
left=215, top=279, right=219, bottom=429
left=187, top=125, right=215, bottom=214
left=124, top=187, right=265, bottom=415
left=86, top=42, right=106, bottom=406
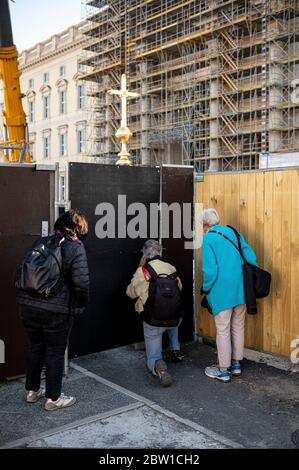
left=0, top=0, right=29, bottom=162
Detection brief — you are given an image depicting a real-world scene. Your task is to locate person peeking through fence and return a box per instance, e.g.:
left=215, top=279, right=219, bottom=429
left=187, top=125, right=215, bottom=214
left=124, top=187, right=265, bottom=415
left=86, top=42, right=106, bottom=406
left=200, top=208, right=258, bottom=383
left=16, top=209, right=90, bottom=411
left=126, top=240, right=184, bottom=387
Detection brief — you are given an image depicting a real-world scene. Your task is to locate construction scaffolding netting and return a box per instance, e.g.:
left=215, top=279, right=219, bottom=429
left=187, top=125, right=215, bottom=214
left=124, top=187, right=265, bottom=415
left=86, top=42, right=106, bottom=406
left=80, top=0, right=299, bottom=171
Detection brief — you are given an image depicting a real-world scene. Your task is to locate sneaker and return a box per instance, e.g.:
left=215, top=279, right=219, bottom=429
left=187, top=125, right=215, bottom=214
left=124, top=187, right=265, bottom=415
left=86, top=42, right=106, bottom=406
left=26, top=387, right=45, bottom=403
left=154, top=359, right=172, bottom=387
left=168, top=350, right=185, bottom=363
left=230, top=363, right=242, bottom=376
left=44, top=394, right=76, bottom=411
left=205, top=366, right=231, bottom=383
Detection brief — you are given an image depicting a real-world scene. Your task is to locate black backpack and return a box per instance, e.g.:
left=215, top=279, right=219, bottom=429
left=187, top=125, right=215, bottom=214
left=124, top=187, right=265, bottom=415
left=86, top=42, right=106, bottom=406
left=143, top=263, right=182, bottom=327
left=16, top=235, right=65, bottom=298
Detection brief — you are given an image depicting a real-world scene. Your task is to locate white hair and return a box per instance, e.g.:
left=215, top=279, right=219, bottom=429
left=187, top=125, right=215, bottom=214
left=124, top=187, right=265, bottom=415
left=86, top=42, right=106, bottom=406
left=142, top=239, right=163, bottom=259
left=201, top=208, right=220, bottom=227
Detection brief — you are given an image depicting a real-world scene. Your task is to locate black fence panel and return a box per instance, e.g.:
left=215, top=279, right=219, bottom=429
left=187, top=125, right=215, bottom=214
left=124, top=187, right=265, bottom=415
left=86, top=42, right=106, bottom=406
left=68, top=164, right=161, bottom=356
left=68, top=163, right=194, bottom=357
left=0, top=165, right=55, bottom=380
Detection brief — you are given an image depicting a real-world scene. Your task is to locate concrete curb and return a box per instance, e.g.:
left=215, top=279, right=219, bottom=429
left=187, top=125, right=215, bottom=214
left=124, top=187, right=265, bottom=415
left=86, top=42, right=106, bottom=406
left=0, top=403, right=143, bottom=449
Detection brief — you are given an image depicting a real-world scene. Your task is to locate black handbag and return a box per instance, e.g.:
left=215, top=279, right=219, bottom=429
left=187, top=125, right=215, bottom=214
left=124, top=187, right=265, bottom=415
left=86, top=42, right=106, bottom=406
left=200, top=286, right=212, bottom=314
left=201, top=295, right=212, bottom=314
left=227, top=226, right=272, bottom=300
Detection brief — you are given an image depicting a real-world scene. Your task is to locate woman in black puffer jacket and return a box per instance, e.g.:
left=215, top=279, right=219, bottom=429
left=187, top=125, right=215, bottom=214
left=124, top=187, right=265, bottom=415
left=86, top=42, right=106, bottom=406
left=17, top=210, right=90, bottom=411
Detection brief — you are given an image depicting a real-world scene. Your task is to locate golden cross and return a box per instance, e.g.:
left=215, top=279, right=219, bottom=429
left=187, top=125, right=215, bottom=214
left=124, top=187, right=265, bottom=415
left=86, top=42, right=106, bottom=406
left=107, top=74, right=140, bottom=166
left=108, top=74, right=139, bottom=128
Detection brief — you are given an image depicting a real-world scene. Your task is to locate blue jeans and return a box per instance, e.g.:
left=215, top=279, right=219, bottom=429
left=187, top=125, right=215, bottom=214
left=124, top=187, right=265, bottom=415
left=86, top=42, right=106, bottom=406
left=143, top=321, right=181, bottom=374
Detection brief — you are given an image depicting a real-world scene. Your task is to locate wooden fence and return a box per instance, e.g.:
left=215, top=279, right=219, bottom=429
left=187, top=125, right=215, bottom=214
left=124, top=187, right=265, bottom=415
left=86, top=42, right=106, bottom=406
left=196, top=168, right=299, bottom=357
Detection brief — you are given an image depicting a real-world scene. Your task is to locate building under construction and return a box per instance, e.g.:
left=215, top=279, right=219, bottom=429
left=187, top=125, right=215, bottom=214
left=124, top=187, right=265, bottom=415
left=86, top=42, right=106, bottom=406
left=80, top=0, right=299, bottom=171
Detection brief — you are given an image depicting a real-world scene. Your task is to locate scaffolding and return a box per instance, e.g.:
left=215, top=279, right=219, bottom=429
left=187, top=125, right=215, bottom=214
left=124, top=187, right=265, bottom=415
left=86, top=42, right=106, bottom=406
left=81, top=0, right=299, bottom=170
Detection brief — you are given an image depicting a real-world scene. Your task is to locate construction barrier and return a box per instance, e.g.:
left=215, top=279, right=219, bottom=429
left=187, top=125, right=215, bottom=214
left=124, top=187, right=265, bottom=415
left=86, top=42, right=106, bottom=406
left=196, top=168, right=299, bottom=358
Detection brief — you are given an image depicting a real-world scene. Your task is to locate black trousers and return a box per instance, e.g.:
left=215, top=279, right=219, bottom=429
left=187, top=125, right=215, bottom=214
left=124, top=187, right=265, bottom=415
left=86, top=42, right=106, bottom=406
left=20, top=306, right=73, bottom=400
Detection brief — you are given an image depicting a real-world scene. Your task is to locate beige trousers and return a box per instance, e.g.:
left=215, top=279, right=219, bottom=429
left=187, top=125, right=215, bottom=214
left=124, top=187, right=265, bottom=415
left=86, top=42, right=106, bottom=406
left=214, top=304, right=246, bottom=369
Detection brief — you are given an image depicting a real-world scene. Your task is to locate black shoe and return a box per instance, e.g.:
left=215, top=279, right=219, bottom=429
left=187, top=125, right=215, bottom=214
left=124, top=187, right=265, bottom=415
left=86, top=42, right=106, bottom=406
left=168, top=350, right=185, bottom=363
left=154, top=359, right=172, bottom=387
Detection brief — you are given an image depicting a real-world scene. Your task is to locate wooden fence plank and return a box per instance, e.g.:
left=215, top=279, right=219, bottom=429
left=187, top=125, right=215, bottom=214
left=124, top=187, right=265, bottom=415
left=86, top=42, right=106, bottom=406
left=196, top=175, right=210, bottom=338
left=245, top=172, right=257, bottom=348
left=281, top=171, right=292, bottom=356
left=263, top=171, right=273, bottom=352
left=290, top=170, right=299, bottom=358
left=195, top=169, right=299, bottom=357
left=224, top=173, right=233, bottom=225
left=239, top=173, right=248, bottom=241
left=271, top=171, right=283, bottom=354
left=255, top=172, right=265, bottom=350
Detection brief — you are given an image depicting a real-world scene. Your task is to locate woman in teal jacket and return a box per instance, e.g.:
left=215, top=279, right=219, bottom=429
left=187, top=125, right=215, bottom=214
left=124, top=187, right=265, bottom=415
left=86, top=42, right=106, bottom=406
left=201, top=208, right=257, bottom=383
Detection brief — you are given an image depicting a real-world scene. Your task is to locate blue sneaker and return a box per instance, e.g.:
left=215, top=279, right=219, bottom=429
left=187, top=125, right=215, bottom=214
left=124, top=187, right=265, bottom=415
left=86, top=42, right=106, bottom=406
left=230, top=363, right=242, bottom=376
left=205, top=366, right=231, bottom=383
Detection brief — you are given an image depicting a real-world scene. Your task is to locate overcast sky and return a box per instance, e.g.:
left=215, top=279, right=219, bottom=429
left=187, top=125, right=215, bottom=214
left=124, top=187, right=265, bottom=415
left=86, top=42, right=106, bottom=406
left=10, top=0, right=83, bottom=51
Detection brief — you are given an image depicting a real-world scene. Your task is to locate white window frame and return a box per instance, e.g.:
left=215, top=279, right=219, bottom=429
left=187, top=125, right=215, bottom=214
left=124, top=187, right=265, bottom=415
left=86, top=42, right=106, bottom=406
left=29, top=142, right=35, bottom=160
left=43, top=135, right=50, bottom=159
left=28, top=101, right=35, bottom=123
left=59, top=65, right=66, bottom=77
left=59, top=90, right=67, bottom=114
left=78, top=84, right=85, bottom=109
left=43, top=95, right=50, bottom=119
left=59, top=133, right=67, bottom=156
left=43, top=72, right=49, bottom=84
left=59, top=175, right=66, bottom=202
left=29, top=133, right=36, bottom=160
left=78, top=128, right=85, bottom=154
